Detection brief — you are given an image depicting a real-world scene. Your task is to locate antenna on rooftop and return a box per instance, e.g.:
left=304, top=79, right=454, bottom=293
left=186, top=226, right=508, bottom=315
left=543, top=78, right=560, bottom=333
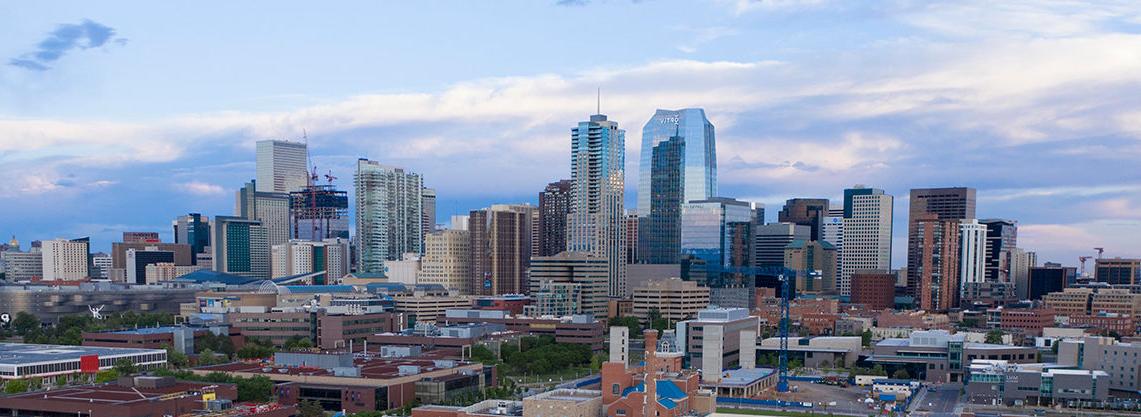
left=596, top=87, right=601, bottom=115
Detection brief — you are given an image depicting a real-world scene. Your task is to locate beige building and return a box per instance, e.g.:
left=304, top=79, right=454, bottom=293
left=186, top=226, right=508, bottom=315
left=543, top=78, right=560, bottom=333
left=632, top=277, right=710, bottom=322
left=528, top=252, right=608, bottom=319
left=784, top=239, right=837, bottom=293
left=523, top=388, right=603, bottom=417
left=41, top=239, right=89, bottom=281
left=419, top=230, right=471, bottom=294
left=144, top=263, right=203, bottom=283
left=394, top=295, right=473, bottom=324
left=1044, top=287, right=1141, bottom=317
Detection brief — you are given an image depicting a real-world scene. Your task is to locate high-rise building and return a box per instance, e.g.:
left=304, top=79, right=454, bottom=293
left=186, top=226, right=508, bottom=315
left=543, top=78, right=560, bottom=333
left=959, top=219, right=988, bottom=296
left=91, top=252, right=112, bottom=279
left=40, top=238, right=89, bottom=281
left=908, top=187, right=975, bottom=299
left=637, top=109, right=716, bottom=264
left=1095, top=258, right=1140, bottom=286
left=111, top=242, right=192, bottom=276
left=1011, top=248, right=1037, bottom=299
left=1028, top=265, right=1075, bottom=301
left=778, top=198, right=829, bottom=241
left=753, top=223, right=810, bottom=268
left=822, top=216, right=843, bottom=286
left=255, top=139, right=308, bottom=193
left=270, top=238, right=350, bottom=284
left=121, top=232, right=159, bottom=244
left=125, top=248, right=174, bottom=285
left=237, top=180, right=291, bottom=248
left=528, top=252, right=608, bottom=319
left=980, top=219, right=1017, bottom=283
left=850, top=271, right=896, bottom=310
left=680, top=198, right=754, bottom=270
left=468, top=204, right=534, bottom=295
left=537, top=180, right=573, bottom=257
left=624, top=213, right=639, bottom=265
left=211, top=216, right=269, bottom=280
left=419, top=230, right=471, bottom=294
left=567, top=113, right=627, bottom=298
left=355, top=159, right=424, bottom=274
left=173, top=213, right=210, bottom=264
left=289, top=184, right=350, bottom=241
left=422, top=187, right=437, bottom=240
left=784, top=240, right=837, bottom=293
left=912, top=214, right=961, bottom=311
left=1, top=250, right=42, bottom=281
left=839, top=187, right=892, bottom=296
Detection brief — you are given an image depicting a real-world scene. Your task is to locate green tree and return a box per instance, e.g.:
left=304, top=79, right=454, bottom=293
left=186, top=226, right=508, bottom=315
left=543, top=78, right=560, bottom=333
left=236, top=375, right=274, bottom=402
left=198, top=348, right=220, bottom=366
left=872, top=365, right=887, bottom=376
left=861, top=329, right=873, bottom=347
left=95, top=369, right=120, bottom=384
left=237, top=343, right=275, bottom=360
left=590, top=352, right=607, bottom=371
left=283, top=336, right=313, bottom=351
left=12, top=312, right=39, bottom=336
left=166, top=347, right=189, bottom=369
left=4, top=379, right=29, bottom=394
left=892, top=369, right=911, bottom=379
left=298, top=400, right=325, bottom=417
left=607, top=316, right=641, bottom=337
left=470, top=345, right=496, bottom=364
left=113, top=358, right=138, bottom=375
left=55, top=375, right=68, bottom=387
left=985, top=329, right=1004, bottom=344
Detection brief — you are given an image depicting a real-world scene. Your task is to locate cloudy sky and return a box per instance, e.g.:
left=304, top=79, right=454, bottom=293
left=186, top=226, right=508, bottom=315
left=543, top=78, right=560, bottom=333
left=2, top=0, right=1139, bottom=266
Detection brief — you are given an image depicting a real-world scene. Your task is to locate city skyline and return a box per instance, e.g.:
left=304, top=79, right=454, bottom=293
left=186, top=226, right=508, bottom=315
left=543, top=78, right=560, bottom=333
left=2, top=1, right=1140, bottom=267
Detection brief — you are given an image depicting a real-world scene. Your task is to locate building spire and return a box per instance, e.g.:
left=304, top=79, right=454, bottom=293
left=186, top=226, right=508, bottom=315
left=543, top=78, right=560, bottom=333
left=596, top=87, right=601, bottom=115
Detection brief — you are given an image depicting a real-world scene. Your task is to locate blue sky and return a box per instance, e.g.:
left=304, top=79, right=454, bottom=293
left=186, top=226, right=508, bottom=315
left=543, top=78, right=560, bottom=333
left=1, top=0, right=1140, bottom=267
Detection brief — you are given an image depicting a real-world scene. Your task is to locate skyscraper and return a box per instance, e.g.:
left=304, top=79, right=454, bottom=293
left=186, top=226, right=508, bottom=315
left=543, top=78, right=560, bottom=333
left=537, top=179, right=573, bottom=257
left=420, top=229, right=471, bottom=294
left=959, top=219, right=988, bottom=296
left=237, top=180, right=291, bottom=248
left=680, top=198, right=754, bottom=270
left=288, top=184, right=349, bottom=241
left=567, top=113, right=627, bottom=297
left=979, top=219, right=1017, bottom=283
left=468, top=204, right=534, bottom=295
left=40, top=238, right=89, bottom=281
left=777, top=198, right=829, bottom=241
left=753, top=223, right=810, bottom=268
left=907, top=187, right=975, bottom=299
left=637, top=108, right=716, bottom=263
left=839, top=187, right=893, bottom=296
left=355, top=159, right=424, bottom=274
left=255, top=139, right=308, bottom=193
left=173, top=213, right=210, bottom=264
left=211, top=216, right=269, bottom=280
left=270, top=238, right=350, bottom=284
left=528, top=252, right=609, bottom=319
left=422, top=187, right=437, bottom=240
left=912, top=213, right=961, bottom=311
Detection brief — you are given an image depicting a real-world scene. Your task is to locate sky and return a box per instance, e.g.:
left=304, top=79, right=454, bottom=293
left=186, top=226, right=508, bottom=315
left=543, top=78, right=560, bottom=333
left=1, top=0, right=1140, bottom=267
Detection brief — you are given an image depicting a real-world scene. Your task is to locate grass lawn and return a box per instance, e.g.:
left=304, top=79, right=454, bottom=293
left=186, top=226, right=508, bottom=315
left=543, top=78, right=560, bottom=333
left=504, top=366, right=594, bottom=385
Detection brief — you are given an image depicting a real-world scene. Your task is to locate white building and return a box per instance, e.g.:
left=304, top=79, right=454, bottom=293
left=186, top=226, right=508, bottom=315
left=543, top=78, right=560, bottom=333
left=419, top=230, right=470, bottom=294
left=255, top=139, right=308, bottom=193
left=386, top=253, right=422, bottom=285
left=822, top=215, right=843, bottom=284
left=355, top=159, right=424, bottom=274
left=270, top=238, right=351, bottom=283
left=840, top=189, right=893, bottom=296
left=41, top=239, right=89, bottom=281
left=91, top=253, right=112, bottom=279
left=144, top=263, right=203, bottom=283
left=960, top=219, right=988, bottom=291
left=237, top=180, right=291, bottom=248
left=566, top=114, right=627, bottom=298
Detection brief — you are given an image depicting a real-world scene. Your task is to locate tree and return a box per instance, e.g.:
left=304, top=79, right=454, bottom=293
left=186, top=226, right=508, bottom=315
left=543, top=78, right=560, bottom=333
left=470, top=345, right=496, bottom=364
left=12, top=312, right=39, bottom=336
left=985, top=329, right=1004, bottom=344
left=113, top=358, right=138, bottom=375
left=283, top=336, right=313, bottom=351
left=590, top=353, right=607, bottom=371
left=872, top=365, right=887, bottom=376
left=892, top=369, right=910, bottom=380
left=198, top=348, right=221, bottom=366
left=166, top=347, right=189, bottom=369
left=4, top=379, right=28, bottom=394
left=236, top=375, right=274, bottom=402
left=95, top=369, right=120, bottom=384
left=607, top=317, right=641, bottom=337
left=298, top=400, right=325, bottom=417
left=861, top=329, right=873, bottom=347
left=55, top=375, right=68, bottom=387
left=237, top=344, right=274, bottom=360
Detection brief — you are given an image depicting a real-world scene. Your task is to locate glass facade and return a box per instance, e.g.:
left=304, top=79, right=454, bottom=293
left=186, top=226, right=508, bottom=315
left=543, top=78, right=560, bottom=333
left=680, top=198, right=753, bottom=270
left=637, top=108, right=716, bottom=263
left=567, top=114, right=627, bottom=297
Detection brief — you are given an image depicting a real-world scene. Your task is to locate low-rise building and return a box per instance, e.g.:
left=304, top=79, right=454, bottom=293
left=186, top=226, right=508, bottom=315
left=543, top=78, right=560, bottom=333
left=998, top=307, right=1056, bottom=336
left=631, top=277, right=709, bottom=322
left=412, top=399, right=523, bottom=417
left=227, top=308, right=399, bottom=349
left=1058, top=336, right=1141, bottom=393
left=522, top=388, right=603, bottom=417
left=676, top=308, right=759, bottom=371
left=0, top=343, right=167, bottom=380
left=868, top=330, right=1038, bottom=383
left=758, top=336, right=861, bottom=368
left=0, top=376, right=248, bottom=417
left=966, top=360, right=1109, bottom=406
left=82, top=325, right=228, bottom=354
left=443, top=309, right=604, bottom=350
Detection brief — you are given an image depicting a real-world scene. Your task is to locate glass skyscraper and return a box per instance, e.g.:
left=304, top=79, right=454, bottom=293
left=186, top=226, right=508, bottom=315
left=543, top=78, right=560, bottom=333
left=354, top=159, right=424, bottom=274
left=567, top=114, right=627, bottom=297
left=680, top=198, right=754, bottom=270
left=637, top=108, right=716, bottom=263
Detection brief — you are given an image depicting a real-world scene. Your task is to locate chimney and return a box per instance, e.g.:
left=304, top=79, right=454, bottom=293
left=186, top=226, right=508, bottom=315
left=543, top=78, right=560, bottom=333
left=643, top=329, right=658, bottom=369
left=645, top=330, right=659, bottom=417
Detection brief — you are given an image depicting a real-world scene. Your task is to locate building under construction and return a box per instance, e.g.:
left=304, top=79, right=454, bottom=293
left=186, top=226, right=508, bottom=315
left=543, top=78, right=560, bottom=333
left=289, top=184, right=349, bottom=240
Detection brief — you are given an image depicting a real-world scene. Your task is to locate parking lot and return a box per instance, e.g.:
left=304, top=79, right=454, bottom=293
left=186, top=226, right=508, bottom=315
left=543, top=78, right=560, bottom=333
left=757, top=381, right=891, bottom=415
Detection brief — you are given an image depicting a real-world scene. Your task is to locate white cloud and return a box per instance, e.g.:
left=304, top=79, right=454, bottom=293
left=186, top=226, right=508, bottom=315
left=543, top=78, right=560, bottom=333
left=180, top=181, right=226, bottom=196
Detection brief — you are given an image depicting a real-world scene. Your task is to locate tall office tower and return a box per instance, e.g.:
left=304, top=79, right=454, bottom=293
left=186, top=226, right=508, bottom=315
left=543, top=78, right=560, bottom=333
left=822, top=216, right=842, bottom=287
left=122, top=232, right=159, bottom=244
left=1011, top=248, right=1037, bottom=299
left=528, top=252, right=609, bottom=319
left=980, top=219, right=1017, bottom=283
left=422, top=187, right=437, bottom=239
left=40, top=238, right=89, bottom=281
left=959, top=219, right=988, bottom=297
left=237, top=180, right=291, bottom=248
left=907, top=187, right=975, bottom=299
left=173, top=213, right=211, bottom=264
left=468, top=204, right=534, bottom=295
left=419, top=230, right=471, bottom=294
left=777, top=198, right=830, bottom=241
left=1095, top=258, right=1141, bottom=285
left=784, top=240, right=837, bottom=292
left=637, top=109, right=716, bottom=264
left=211, top=216, right=270, bottom=280
left=680, top=198, right=754, bottom=269
left=354, top=159, right=424, bottom=274
left=912, top=214, right=961, bottom=311
left=125, top=248, right=174, bottom=285
left=1, top=250, right=42, bottom=281
left=753, top=223, right=810, bottom=267
left=537, top=179, right=573, bottom=257
left=289, top=184, right=350, bottom=241
left=839, top=187, right=893, bottom=296
left=624, top=213, right=639, bottom=264
left=270, top=238, right=350, bottom=284
left=567, top=113, right=627, bottom=297
left=255, top=139, right=308, bottom=193
left=91, top=253, right=112, bottom=279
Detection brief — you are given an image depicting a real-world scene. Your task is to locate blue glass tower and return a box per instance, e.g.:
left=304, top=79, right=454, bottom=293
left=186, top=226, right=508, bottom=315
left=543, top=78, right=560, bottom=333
left=637, top=108, right=716, bottom=263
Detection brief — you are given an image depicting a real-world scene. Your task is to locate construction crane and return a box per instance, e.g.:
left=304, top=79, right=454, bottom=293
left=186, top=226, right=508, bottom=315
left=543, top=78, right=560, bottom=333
left=325, top=171, right=337, bottom=185
left=1079, top=256, right=1093, bottom=277
left=1094, top=247, right=1105, bottom=259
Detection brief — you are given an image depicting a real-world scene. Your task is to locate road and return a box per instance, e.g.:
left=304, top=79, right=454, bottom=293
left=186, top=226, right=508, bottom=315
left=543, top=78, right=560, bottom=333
left=910, top=384, right=962, bottom=417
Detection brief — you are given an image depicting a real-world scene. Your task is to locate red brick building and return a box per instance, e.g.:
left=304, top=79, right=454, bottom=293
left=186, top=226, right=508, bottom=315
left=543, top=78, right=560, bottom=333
left=850, top=272, right=895, bottom=310
left=999, top=308, right=1056, bottom=336
left=600, top=330, right=713, bottom=417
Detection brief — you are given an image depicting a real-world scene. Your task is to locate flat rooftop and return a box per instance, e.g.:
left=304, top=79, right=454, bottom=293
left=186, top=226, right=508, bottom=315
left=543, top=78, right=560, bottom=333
left=705, top=367, right=775, bottom=387
left=197, top=351, right=472, bottom=380
left=0, top=381, right=218, bottom=406
left=528, top=388, right=601, bottom=403
left=108, top=326, right=196, bottom=335
left=0, top=343, right=165, bottom=365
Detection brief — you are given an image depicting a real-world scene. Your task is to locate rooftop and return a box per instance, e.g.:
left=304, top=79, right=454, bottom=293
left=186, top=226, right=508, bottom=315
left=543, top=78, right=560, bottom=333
left=0, top=381, right=222, bottom=406
left=0, top=343, right=166, bottom=365
left=706, top=368, right=775, bottom=387
left=196, top=351, right=469, bottom=380
left=526, top=388, right=601, bottom=403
